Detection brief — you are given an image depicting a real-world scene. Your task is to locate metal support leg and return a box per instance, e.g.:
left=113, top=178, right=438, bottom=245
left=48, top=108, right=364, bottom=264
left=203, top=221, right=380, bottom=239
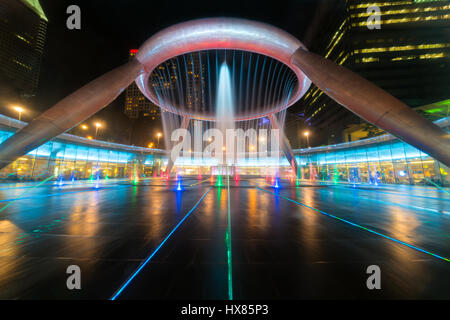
left=165, top=116, right=190, bottom=175
left=291, top=48, right=450, bottom=167
left=269, top=114, right=299, bottom=178
left=0, top=59, right=144, bottom=169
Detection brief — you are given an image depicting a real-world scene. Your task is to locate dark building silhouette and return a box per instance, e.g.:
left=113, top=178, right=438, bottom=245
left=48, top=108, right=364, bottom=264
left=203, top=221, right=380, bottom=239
left=0, top=0, right=47, bottom=100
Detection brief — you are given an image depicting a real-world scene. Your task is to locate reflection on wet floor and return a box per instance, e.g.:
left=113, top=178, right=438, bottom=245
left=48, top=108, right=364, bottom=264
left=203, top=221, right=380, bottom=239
left=0, top=177, right=448, bottom=299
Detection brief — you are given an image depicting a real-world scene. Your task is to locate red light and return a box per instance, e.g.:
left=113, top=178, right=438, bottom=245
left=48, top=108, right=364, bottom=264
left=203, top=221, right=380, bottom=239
left=130, top=49, right=138, bottom=54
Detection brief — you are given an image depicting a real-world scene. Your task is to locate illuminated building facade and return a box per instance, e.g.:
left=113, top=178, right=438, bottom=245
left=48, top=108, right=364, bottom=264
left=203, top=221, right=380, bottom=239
left=0, top=0, right=47, bottom=99
left=0, top=115, right=166, bottom=181
left=0, top=112, right=447, bottom=186
left=124, top=49, right=160, bottom=120
left=299, top=0, right=450, bottom=144
left=185, top=53, right=206, bottom=112
left=293, top=116, right=449, bottom=187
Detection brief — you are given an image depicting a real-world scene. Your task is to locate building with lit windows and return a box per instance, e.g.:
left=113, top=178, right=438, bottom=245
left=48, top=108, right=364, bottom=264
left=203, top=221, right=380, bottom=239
left=1, top=109, right=448, bottom=187
left=185, top=53, right=207, bottom=112
left=297, top=0, right=450, bottom=145
left=0, top=0, right=47, bottom=99
left=293, top=115, right=449, bottom=187
left=0, top=115, right=166, bottom=182
left=124, top=49, right=160, bottom=120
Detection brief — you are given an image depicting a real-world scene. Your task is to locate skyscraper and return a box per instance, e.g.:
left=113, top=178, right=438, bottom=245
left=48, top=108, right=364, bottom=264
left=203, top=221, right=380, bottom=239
left=297, top=0, right=450, bottom=145
left=124, top=49, right=160, bottom=120
left=185, top=53, right=206, bottom=113
left=0, top=0, right=47, bottom=100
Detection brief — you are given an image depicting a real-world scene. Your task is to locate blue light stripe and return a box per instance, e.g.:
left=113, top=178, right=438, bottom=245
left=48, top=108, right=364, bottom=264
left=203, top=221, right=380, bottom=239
left=332, top=185, right=450, bottom=202
left=352, top=195, right=450, bottom=215
left=256, top=187, right=450, bottom=263
left=319, top=187, right=450, bottom=215
left=110, top=186, right=213, bottom=300
left=0, top=185, right=125, bottom=203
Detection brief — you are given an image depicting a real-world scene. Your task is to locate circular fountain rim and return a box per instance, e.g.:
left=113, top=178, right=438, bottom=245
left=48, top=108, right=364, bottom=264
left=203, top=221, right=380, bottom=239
left=135, top=17, right=311, bottom=121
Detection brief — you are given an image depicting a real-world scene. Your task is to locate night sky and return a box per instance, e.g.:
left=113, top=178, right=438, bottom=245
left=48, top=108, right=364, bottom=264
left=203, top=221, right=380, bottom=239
left=35, top=0, right=321, bottom=146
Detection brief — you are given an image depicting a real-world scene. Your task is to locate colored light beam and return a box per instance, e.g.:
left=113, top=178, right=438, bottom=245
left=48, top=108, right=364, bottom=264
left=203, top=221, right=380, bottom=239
left=256, top=187, right=449, bottom=263
left=0, top=184, right=126, bottom=205
left=314, top=186, right=450, bottom=216
left=331, top=185, right=450, bottom=202
left=423, top=177, right=450, bottom=195
left=355, top=195, right=450, bottom=215
left=110, top=186, right=213, bottom=300
left=0, top=175, right=55, bottom=213
left=226, top=166, right=233, bottom=300
left=189, top=178, right=210, bottom=187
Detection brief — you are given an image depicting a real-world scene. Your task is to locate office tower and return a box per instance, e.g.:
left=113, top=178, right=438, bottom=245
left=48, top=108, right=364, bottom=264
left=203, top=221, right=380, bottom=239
left=297, top=0, right=450, bottom=144
left=0, top=0, right=48, bottom=99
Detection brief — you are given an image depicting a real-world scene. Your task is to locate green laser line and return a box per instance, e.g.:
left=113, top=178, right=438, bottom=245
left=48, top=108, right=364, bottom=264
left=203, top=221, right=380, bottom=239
left=226, top=165, right=233, bottom=300
left=0, top=175, right=56, bottom=213
left=423, top=177, right=450, bottom=195
left=189, top=178, right=210, bottom=187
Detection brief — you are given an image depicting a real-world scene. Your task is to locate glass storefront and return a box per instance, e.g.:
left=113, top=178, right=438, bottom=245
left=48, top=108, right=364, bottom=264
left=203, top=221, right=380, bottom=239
left=0, top=120, right=166, bottom=182
left=0, top=115, right=448, bottom=187
left=293, top=117, right=449, bottom=187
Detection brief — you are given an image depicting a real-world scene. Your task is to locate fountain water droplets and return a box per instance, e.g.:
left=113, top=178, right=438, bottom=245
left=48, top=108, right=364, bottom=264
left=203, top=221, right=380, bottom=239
left=216, top=62, right=235, bottom=158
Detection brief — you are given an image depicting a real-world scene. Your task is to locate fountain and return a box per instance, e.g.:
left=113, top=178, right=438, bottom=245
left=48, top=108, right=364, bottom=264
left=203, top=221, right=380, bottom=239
left=216, top=62, right=235, bottom=164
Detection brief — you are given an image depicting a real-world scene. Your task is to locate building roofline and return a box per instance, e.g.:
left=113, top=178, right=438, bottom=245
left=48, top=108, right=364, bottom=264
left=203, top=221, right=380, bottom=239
left=0, top=114, right=167, bottom=155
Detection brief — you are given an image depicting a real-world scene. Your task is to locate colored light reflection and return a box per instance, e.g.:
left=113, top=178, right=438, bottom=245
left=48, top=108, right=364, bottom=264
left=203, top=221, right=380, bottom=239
left=272, top=176, right=280, bottom=189
left=0, top=175, right=55, bottom=213
left=226, top=167, right=233, bottom=300
left=110, top=187, right=213, bottom=300
left=58, top=176, right=63, bottom=187
left=256, top=187, right=449, bottom=263
left=216, top=175, right=223, bottom=187
left=176, top=176, right=183, bottom=191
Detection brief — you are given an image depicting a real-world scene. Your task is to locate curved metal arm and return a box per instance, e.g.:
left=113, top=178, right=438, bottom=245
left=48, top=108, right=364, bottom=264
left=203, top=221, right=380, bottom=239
left=0, top=59, right=144, bottom=169
left=291, top=48, right=450, bottom=167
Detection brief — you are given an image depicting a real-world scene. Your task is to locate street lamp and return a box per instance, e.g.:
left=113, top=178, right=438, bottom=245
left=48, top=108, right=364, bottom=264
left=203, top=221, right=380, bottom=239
left=156, top=132, right=162, bottom=147
left=13, top=106, right=24, bottom=121
left=81, top=124, right=88, bottom=130
left=95, top=122, right=102, bottom=138
left=304, top=130, right=310, bottom=148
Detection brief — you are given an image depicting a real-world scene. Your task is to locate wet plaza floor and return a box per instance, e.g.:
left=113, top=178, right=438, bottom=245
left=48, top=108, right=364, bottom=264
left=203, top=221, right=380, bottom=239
left=0, top=177, right=448, bottom=299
